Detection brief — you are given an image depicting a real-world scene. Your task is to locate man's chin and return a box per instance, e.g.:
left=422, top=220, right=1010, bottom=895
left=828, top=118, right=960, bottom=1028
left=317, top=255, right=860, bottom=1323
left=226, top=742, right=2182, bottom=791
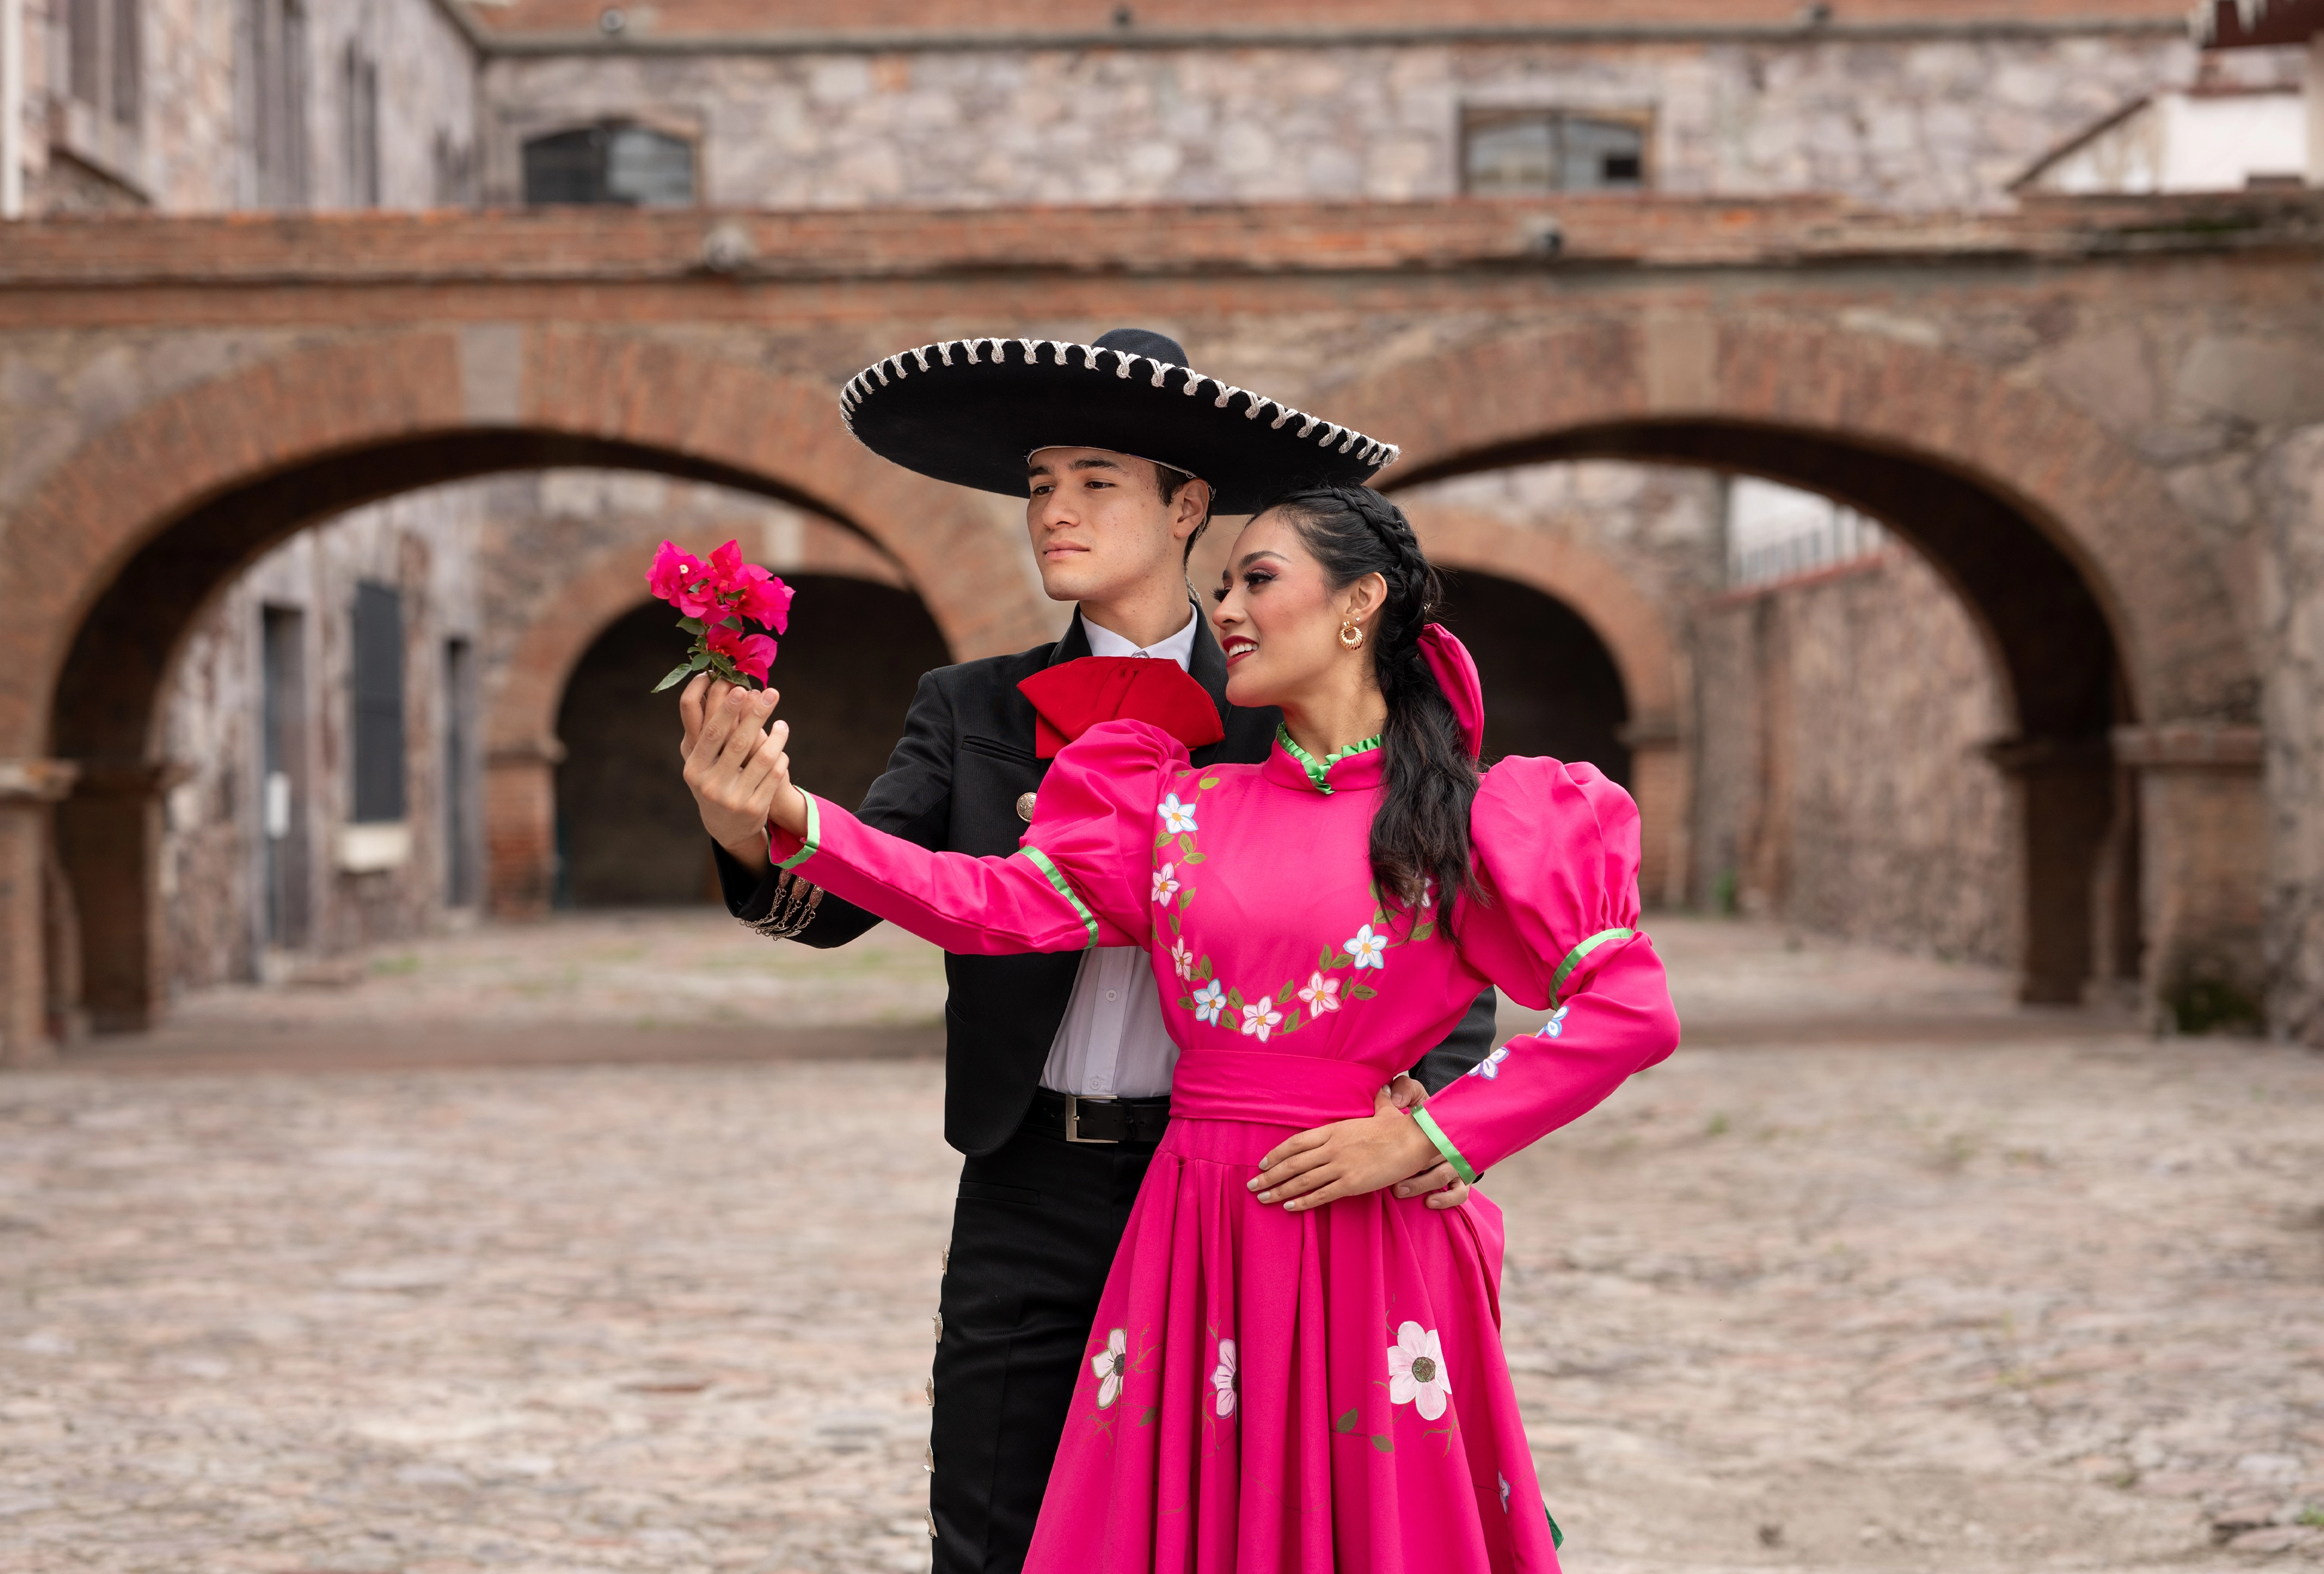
left=1037, top=563, right=1105, bottom=604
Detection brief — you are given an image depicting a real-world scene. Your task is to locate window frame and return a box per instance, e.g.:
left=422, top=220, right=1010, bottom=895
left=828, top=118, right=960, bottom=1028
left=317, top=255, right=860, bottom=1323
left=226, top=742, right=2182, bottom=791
left=1458, top=105, right=1656, bottom=197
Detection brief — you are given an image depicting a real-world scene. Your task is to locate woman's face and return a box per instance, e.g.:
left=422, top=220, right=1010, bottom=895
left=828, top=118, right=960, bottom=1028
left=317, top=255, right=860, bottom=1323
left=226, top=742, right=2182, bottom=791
left=1212, top=510, right=1374, bottom=712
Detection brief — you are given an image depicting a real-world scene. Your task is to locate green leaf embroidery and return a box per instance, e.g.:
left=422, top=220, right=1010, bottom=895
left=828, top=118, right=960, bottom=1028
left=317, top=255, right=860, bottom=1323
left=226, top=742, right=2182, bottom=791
left=1316, top=944, right=1335, bottom=969
left=1371, top=1435, right=1394, bottom=1454
left=1226, top=987, right=1246, bottom=1010
left=1137, top=1408, right=1157, bottom=1427
left=650, top=662, right=695, bottom=693
left=1348, top=983, right=1377, bottom=1002
left=1198, top=776, right=1221, bottom=789
left=1182, top=851, right=1205, bottom=865
left=1155, top=833, right=1174, bottom=850
left=1334, top=1408, right=1359, bottom=1434
left=1178, top=832, right=1195, bottom=855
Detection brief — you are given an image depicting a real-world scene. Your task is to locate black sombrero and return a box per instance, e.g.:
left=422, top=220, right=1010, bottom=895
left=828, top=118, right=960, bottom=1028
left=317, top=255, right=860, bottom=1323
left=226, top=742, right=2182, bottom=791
left=839, top=327, right=1399, bottom=515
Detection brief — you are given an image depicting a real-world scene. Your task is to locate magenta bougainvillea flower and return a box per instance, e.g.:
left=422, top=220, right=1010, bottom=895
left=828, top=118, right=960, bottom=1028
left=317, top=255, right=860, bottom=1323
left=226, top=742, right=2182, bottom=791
left=646, top=539, right=794, bottom=691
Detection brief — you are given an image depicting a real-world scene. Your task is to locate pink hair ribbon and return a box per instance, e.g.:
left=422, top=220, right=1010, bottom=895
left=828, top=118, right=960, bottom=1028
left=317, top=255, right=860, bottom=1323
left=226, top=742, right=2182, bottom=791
left=1417, top=624, right=1484, bottom=760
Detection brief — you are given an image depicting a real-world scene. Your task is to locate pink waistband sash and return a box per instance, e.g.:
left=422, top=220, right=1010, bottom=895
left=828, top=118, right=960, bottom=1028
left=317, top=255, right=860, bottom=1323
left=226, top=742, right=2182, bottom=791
left=1167, top=1046, right=1387, bottom=1128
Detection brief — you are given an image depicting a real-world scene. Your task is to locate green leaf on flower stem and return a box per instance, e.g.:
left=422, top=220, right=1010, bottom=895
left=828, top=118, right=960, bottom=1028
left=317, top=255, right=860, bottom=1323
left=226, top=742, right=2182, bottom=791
left=1198, top=777, right=1221, bottom=789
left=721, top=615, right=744, bottom=630
left=651, top=662, right=695, bottom=693
left=1334, top=1408, right=1359, bottom=1434
left=688, top=651, right=714, bottom=671
left=1182, top=852, right=1204, bottom=865
left=1371, top=1435, right=1394, bottom=1454
left=677, top=616, right=704, bottom=635
left=1136, top=1408, right=1156, bottom=1427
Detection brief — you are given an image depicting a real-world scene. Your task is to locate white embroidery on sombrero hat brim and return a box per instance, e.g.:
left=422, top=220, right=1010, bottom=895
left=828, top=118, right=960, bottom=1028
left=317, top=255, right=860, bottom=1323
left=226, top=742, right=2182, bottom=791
left=837, top=339, right=1402, bottom=471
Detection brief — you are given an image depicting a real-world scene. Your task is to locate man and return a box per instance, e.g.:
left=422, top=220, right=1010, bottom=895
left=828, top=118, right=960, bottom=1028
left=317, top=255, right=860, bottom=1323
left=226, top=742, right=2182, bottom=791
left=681, top=328, right=1495, bottom=1572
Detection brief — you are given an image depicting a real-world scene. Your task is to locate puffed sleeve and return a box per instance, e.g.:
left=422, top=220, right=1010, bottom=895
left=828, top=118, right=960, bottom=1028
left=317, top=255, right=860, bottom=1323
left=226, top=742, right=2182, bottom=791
left=1412, top=757, right=1682, bottom=1181
left=769, top=718, right=1185, bottom=956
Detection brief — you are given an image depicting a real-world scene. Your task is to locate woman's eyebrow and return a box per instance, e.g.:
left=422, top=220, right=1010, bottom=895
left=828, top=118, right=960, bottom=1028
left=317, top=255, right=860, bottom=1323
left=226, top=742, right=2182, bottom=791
left=1235, top=550, right=1288, bottom=570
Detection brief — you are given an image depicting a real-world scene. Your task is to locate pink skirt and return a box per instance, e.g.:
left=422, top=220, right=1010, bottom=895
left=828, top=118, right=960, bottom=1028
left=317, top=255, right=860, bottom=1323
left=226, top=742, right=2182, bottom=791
left=1022, top=1049, right=1563, bottom=1573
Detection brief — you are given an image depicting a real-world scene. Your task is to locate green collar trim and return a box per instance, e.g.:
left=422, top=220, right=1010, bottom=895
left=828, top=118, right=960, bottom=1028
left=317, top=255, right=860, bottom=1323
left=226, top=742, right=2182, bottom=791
left=1276, top=725, right=1382, bottom=795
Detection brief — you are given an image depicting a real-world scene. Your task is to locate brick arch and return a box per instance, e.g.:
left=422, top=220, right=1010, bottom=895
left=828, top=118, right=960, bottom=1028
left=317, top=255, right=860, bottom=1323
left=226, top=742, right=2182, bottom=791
left=1349, top=321, right=2260, bottom=1006
left=1400, top=503, right=1689, bottom=904
left=481, top=516, right=917, bottom=919
left=0, top=329, right=1048, bottom=1039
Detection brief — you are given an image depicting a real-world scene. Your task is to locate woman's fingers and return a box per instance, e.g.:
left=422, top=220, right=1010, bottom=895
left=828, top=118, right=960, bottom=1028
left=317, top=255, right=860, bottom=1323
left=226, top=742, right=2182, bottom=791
left=1393, top=1160, right=1457, bottom=1199
left=1426, top=1179, right=1470, bottom=1210
left=1387, top=1074, right=1428, bottom=1111
left=1261, top=1159, right=1342, bottom=1207
left=1255, top=1128, right=1327, bottom=1173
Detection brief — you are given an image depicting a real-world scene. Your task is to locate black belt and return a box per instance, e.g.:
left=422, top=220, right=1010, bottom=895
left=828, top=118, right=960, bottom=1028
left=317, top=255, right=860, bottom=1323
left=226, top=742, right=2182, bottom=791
left=1026, top=1088, right=1171, bottom=1145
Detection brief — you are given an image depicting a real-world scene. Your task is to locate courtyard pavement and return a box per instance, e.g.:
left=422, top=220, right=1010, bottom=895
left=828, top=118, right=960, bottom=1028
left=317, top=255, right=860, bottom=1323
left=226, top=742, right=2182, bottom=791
left=3, top=915, right=2320, bottom=1573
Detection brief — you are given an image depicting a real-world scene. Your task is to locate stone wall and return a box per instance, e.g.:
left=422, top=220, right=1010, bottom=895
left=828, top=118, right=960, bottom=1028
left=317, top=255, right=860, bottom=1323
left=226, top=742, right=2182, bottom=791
left=480, top=31, right=2205, bottom=211
left=22, top=0, right=478, bottom=213
left=1693, top=550, right=2019, bottom=964
left=157, top=484, right=486, bottom=995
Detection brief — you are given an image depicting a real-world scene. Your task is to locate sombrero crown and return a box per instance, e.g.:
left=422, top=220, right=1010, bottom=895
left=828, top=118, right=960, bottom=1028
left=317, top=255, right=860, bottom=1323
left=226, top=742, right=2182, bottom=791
left=839, top=327, right=1399, bottom=515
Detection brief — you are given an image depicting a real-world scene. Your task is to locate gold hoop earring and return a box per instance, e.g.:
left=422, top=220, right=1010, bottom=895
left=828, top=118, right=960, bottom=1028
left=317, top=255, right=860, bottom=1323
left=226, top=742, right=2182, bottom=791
left=1339, top=619, right=1365, bottom=650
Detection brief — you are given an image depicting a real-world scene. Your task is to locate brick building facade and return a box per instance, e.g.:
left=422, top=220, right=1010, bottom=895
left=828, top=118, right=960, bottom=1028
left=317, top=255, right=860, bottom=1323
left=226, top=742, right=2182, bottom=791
left=1, top=1, right=2316, bottom=1049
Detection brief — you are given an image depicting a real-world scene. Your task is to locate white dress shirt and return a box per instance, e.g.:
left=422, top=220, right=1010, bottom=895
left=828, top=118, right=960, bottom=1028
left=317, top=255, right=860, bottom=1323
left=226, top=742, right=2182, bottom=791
left=1037, top=605, right=1201, bottom=1100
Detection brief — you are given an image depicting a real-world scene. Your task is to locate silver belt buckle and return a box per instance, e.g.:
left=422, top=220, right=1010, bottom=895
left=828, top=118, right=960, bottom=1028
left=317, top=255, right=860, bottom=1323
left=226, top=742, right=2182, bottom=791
left=1063, top=1093, right=1118, bottom=1144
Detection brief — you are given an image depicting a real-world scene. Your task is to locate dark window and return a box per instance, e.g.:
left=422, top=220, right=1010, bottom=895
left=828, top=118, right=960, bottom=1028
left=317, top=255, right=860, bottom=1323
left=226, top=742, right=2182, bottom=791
left=1462, top=110, right=1647, bottom=195
left=343, top=41, right=379, bottom=206
left=68, top=0, right=102, bottom=105
left=522, top=124, right=695, bottom=206
left=350, top=581, right=405, bottom=824
left=111, top=0, right=140, bottom=125
left=67, top=0, right=138, bottom=124
left=246, top=0, right=309, bottom=208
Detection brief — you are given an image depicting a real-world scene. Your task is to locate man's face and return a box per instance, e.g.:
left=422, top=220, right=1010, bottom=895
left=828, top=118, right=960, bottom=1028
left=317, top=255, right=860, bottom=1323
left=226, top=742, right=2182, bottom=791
left=1025, top=447, right=1208, bottom=605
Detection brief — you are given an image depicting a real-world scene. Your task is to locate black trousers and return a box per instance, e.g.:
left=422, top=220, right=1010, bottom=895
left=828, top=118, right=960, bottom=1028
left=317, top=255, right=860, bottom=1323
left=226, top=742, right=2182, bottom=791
left=930, top=1121, right=1157, bottom=1574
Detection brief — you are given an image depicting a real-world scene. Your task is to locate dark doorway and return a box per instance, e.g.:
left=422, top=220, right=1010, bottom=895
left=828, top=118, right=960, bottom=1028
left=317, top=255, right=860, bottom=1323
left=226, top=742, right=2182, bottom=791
left=1436, top=571, right=1630, bottom=785
left=553, top=575, right=952, bottom=907
left=442, top=637, right=478, bottom=908
left=260, top=604, right=310, bottom=949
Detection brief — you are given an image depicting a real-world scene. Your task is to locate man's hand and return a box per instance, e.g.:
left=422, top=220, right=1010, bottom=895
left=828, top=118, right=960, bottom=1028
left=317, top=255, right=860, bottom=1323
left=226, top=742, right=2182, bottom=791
left=1247, top=1076, right=1467, bottom=1213
left=678, top=674, right=809, bottom=870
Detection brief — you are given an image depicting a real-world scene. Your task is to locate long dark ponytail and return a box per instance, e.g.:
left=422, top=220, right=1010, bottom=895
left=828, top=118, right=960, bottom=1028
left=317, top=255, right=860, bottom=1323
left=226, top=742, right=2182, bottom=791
left=1256, top=484, right=1479, bottom=920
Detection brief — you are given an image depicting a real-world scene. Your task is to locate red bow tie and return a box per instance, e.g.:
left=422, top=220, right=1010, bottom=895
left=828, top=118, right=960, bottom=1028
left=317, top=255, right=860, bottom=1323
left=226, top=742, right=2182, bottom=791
left=1017, top=656, right=1226, bottom=759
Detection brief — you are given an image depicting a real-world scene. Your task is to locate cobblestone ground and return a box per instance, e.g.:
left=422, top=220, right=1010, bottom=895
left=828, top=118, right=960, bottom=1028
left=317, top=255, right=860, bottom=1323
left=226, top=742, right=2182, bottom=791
left=4, top=917, right=2320, bottom=1573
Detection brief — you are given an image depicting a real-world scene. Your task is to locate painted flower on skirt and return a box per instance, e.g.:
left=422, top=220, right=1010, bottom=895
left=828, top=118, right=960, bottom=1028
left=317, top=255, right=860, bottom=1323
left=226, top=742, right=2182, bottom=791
left=1210, top=1339, right=1238, bottom=1418
left=1239, top=996, right=1282, bottom=1042
left=1152, top=863, right=1183, bottom=907
left=1297, top=971, right=1341, bottom=1014
left=1170, top=938, right=1196, bottom=981
left=1343, top=923, right=1389, bottom=970
left=1158, top=793, right=1198, bottom=835
left=1092, top=1328, right=1129, bottom=1409
left=1191, top=981, right=1226, bottom=1025
left=1542, top=1004, right=1572, bottom=1039
left=1467, top=1045, right=1509, bottom=1081
left=1387, top=1320, right=1450, bottom=1420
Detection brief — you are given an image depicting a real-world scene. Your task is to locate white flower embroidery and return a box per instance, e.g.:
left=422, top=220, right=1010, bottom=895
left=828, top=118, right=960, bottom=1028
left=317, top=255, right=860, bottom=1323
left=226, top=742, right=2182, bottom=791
left=1239, top=996, right=1282, bottom=1042
left=1342, top=924, right=1388, bottom=970
left=1210, top=1339, right=1238, bottom=1418
left=1387, top=1320, right=1450, bottom=1421
left=1297, top=971, right=1341, bottom=1015
left=1191, top=981, right=1226, bottom=1025
left=1170, top=938, right=1195, bottom=981
left=1420, top=876, right=1436, bottom=909
left=1151, top=863, right=1182, bottom=907
left=1158, top=794, right=1198, bottom=835
left=1542, top=1004, right=1572, bottom=1039
left=1092, top=1328, right=1129, bottom=1409
left=1467, top=1045, right=1509, bottom=1081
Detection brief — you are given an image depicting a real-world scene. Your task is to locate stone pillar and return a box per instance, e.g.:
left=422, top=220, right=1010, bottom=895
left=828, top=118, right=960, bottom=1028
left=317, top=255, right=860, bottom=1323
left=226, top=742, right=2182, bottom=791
left=51, top=762, right=177, bottom=1034
left=485, top=737, right=565, bottom=920
left=2115, top=724, right=2268, bottom=1032
left=1986, top=737, right=2115, bottom=1006
left=0, top=760, right=78, bottom=1065
left=1620, top=714, right=1690, bottom=910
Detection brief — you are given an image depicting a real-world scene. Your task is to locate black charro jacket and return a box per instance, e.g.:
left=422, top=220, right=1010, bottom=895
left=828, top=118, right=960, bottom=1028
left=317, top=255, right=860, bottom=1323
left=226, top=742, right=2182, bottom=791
left=718, top=604, right=1497, bottom=1156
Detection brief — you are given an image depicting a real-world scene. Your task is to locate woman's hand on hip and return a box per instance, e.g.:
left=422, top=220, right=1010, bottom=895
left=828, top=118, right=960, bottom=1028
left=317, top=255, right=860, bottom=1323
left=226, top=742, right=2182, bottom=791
left=1382, top=1076, right=1469, bottom=1208
left=1249, top=1098, right=1449, bottom=1214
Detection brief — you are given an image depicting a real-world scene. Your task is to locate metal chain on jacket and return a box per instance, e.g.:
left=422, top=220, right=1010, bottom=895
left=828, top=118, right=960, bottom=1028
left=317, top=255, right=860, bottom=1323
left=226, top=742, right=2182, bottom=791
left=743, top=869, right=824, bottom=940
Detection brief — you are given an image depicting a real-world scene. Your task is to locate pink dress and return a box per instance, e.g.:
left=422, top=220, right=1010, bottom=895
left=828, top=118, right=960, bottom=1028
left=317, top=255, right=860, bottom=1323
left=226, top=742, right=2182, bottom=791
left=771, top=720, right=1680, bottom=1573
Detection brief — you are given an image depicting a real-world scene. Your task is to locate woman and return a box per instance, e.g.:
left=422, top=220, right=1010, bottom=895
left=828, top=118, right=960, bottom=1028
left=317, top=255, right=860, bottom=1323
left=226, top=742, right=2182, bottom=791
left=733, top=486, right=1679, bottom=1572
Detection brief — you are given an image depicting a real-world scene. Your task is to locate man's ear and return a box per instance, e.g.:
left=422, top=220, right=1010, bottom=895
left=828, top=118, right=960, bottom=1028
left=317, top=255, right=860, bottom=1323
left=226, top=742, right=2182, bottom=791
left=1170, top=477, right=1213, bottom=542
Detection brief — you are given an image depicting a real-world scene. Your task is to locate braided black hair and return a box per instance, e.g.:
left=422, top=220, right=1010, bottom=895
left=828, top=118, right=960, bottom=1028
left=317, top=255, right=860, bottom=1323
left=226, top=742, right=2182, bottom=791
left=1253, top=483, right=1479, bottom=921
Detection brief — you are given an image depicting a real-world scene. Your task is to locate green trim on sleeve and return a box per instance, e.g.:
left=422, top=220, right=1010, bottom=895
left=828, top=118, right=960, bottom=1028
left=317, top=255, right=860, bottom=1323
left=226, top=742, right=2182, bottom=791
left=775, top=794, right=823, bottom=872
left=1020, top=847, right=1100, bottom=950
left=1411, top=1108, right=1477, bottom=1186
left=1550, top=926, right=1635, bottom=1001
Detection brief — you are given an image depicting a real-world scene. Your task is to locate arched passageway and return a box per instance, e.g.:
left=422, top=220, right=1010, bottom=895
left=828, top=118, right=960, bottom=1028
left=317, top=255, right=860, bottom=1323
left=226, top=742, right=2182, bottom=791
left=1434, top=571, right=1632, bottom=787
left=553, top=578, right=950, bottom=907
left=1390, top=420, right=2132, bottom=1004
